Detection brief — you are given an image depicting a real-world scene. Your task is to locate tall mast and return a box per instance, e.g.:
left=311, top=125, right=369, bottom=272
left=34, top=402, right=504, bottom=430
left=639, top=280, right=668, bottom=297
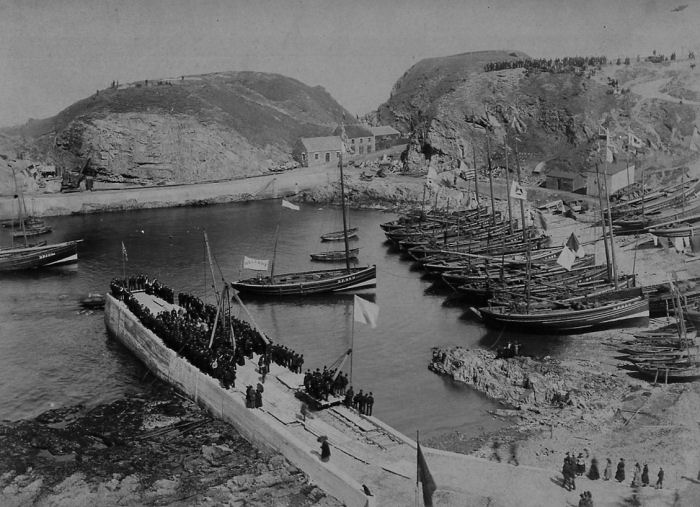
left=203, top=231, right=221, bottom=305
left=503, top=136, right=514, bottom=234
left=11, top=167, right=28, bottom=247
left=486, top=136, right=496, bottom=225
left=339, top=127, right=351, bottom=273
left=602, top=163, right=619, bottom=288
left=513, top=138, right=528, bottom=243
left=595, top=164, right=613, bottom=282
left=270, top=224, right=280, bottom=280
left=471, top=142, right=480, bottom=209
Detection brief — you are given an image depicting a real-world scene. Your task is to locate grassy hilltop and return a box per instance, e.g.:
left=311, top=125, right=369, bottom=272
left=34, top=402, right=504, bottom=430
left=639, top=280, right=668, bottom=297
left=0, top=72, right=353, bottom=192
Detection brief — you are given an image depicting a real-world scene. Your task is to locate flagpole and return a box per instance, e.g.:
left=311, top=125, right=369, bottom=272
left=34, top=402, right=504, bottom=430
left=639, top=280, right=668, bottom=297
left=350, top=315, right=355, bottom=385
left=415, top=430, right=420, bottom=507
left=122, top=248, right=125, bottom=281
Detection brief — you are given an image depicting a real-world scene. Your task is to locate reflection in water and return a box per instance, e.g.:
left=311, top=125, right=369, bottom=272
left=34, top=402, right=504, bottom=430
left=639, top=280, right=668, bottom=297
left=1, top=201, right=516, bottom=441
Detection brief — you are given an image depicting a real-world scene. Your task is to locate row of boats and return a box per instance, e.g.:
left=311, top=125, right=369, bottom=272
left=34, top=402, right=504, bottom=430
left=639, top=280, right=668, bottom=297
left=379, top=195, right=697, bottom=335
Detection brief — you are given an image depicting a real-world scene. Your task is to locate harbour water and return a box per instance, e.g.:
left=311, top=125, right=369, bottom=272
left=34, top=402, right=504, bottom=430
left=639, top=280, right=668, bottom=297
left=0, top=200, right=511, bottom=440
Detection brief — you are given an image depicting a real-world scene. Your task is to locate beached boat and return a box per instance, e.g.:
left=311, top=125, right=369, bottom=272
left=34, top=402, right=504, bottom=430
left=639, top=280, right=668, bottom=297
left=310, top=248, right=359, bottom=262
left=647, top=212, right=700, bottom=238
left=233, top=125, right=376, bottom=296
left=475, top=288, right=649, bottom=333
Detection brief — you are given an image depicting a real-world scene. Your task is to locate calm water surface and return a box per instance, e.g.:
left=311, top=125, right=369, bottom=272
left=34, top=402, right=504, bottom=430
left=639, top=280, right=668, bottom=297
left=0, top=200, right=520, bottom=440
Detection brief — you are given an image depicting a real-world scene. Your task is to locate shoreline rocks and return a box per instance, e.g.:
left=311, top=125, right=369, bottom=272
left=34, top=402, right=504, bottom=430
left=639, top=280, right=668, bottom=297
left=0, top=384, right=340, bottom=506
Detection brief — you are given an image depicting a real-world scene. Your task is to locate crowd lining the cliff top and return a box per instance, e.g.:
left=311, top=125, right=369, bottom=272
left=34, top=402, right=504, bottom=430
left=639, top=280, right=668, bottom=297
left=484, top=56, right=607, bottom=73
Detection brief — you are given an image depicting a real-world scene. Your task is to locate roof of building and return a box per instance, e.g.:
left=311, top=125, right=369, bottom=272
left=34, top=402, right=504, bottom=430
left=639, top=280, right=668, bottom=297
left=369, top=125, right=400, bottom=136
left=333, top=125, right=373, bottom=139
left=546, top=167, right=584, bottom=179
left=300, top=136, right=341, bottom=153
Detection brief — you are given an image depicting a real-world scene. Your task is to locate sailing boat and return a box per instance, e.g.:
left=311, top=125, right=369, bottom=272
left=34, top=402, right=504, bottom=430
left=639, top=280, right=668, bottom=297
left=475, top=147, right=649, bottom=333
left=0, top=168, right=82, bottom=271
left=231, top=127, right=376, bottom=296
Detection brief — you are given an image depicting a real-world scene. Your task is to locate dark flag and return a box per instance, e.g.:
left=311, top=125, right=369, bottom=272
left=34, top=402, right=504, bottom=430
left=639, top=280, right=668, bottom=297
left=566, top=232, right=580, bottom=252
left=417, top=442, right=437, bottom=506
left=566, top=232, right=585, bottom=258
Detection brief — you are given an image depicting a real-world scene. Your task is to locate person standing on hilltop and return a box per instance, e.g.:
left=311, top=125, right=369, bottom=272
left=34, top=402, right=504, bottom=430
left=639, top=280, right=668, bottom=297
left=615, top=458, right=626, bottom=482
left=603, top=458, right=612, bottom=480
left=655, top=467, right=664, bottom=489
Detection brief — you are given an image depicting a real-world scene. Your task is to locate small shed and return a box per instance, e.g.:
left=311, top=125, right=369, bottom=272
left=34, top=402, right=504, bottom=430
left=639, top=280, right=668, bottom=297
left=369, top=125, right=401, bottom=150
left=586, top=163, right=635, bottom=197
left=545, top=168, right=587, bottom=193
left=293, top=136, right=342, bottom=167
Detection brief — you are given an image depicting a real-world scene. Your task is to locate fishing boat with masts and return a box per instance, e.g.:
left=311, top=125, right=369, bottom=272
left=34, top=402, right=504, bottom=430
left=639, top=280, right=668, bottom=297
left=0, top=169, right=81, bottom=271
left=232, top=125, right=376, bottom=296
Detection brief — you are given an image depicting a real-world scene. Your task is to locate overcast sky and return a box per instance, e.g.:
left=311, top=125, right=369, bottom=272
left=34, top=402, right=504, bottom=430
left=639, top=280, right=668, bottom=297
left=1, top=0, right=698, bottom=126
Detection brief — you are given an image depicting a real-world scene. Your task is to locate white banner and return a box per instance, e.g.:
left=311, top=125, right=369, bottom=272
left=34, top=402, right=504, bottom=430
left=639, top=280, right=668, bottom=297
left=510, top=181, right=527, bottom=200
left=243, top=256, right=270, bottom=271
left=353, top=295, right=379, bottom=328
left=556, top=246, right=576, bottom=271
left=281, top=199, right=300, bottom=211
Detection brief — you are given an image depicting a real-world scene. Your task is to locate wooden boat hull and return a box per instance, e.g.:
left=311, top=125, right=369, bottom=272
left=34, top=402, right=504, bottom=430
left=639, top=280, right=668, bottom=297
left=231, top=265, right=376, bottom=296
left=11, top=225, right=52, bottom=238
left=320, top=228, right=358, bottom=242
left=687, top=309, right=700, bottom=330
left=635, top=363, right=700, bottom=381
left=0, top=240, right=80, bottom=271
left=310, top=248, right=359, bottom=262
left=477, top=295, right=649, bottom=333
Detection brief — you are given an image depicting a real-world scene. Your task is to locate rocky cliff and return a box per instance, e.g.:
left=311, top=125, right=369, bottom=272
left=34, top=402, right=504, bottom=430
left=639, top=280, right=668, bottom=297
left=378, top=51, right=700, bottom=185
left=0, top=72, right=353, bottom=192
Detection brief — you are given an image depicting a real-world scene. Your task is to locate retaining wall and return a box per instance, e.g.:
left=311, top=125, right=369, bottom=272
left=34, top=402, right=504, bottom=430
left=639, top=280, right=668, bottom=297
left=104, top=295, right=371, bottom=507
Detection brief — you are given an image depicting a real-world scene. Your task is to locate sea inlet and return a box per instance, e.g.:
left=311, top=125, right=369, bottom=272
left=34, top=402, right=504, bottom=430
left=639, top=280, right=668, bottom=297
left=1, top=199, right=512, bottom=441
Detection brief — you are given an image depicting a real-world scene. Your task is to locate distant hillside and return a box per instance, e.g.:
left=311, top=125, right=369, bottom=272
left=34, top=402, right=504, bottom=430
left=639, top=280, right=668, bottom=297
left=0, top=71, right=353, bottom=189
left=377, top=50, right=700, bottom=186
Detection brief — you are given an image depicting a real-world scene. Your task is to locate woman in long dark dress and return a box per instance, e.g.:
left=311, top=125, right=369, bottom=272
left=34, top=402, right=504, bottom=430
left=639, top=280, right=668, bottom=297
left=588, top=458, right=600, bottom=480
left=615, top=458, right=626, bottom=482
left=321, top=440, right=331, bottom=462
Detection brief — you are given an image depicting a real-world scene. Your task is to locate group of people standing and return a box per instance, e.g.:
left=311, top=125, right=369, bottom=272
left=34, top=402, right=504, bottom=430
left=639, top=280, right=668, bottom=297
left=562, top=452, right=664, bottom=493
left=110, top=277, right=308, bottom=398
left=343, top=388, right=374, bottom=416
left=303, top=367, right=350, bottom=401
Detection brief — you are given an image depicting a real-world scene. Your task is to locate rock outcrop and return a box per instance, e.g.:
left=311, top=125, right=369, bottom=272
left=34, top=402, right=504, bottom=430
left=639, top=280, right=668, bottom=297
left=378, top=51, right=700, bottom=186
left=429, top=346, right=629, bottom=428
left=0, top=71, right=353, bottom=192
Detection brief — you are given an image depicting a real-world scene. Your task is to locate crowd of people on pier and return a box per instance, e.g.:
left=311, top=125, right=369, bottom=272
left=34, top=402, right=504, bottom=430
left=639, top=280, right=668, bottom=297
left=109, top=276, right=374, bottom=416
left=483, top=56, right=607, bottom=74
left=561, top=451, right=664, bottom=498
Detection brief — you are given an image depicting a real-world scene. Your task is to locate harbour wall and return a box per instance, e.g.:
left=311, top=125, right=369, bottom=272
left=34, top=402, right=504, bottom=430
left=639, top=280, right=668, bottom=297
left=104, top=295, right=373, bottom=507
left=0, top=165, right=336, bottom=220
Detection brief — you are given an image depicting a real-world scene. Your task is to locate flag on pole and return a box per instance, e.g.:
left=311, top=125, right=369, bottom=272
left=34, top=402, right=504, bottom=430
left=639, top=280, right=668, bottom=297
left=535, top=210, right=548, bottom=232
left=121, top=241, right=128, bottom=261
left=556, top=245, right=576, bottom=271
left=628, top=132, right=644, bottom=149
left=243, top=256, right=270, bottom=271
left=353, top=295, right=379, bottom=328
left=339, top=122, right=350, bottom=153
left=565, top=232, right=585, bottom=258
left=510, top=181, right=527, bottom=200
left=417, top=442, right=437, bottom=507
left=281, top=199, right=300, bottom=211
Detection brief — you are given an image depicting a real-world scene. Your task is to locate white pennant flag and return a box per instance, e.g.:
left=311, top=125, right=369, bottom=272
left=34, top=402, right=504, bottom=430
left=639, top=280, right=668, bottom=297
left=281, top=199, right=300, bottom=211
left=353, top=295, right=379, bottom=328
left=510, top=181, right=527, bottom=200
left=243, top=256, right=270, bottom=271
left=556, top=245, right=576, bottom=271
